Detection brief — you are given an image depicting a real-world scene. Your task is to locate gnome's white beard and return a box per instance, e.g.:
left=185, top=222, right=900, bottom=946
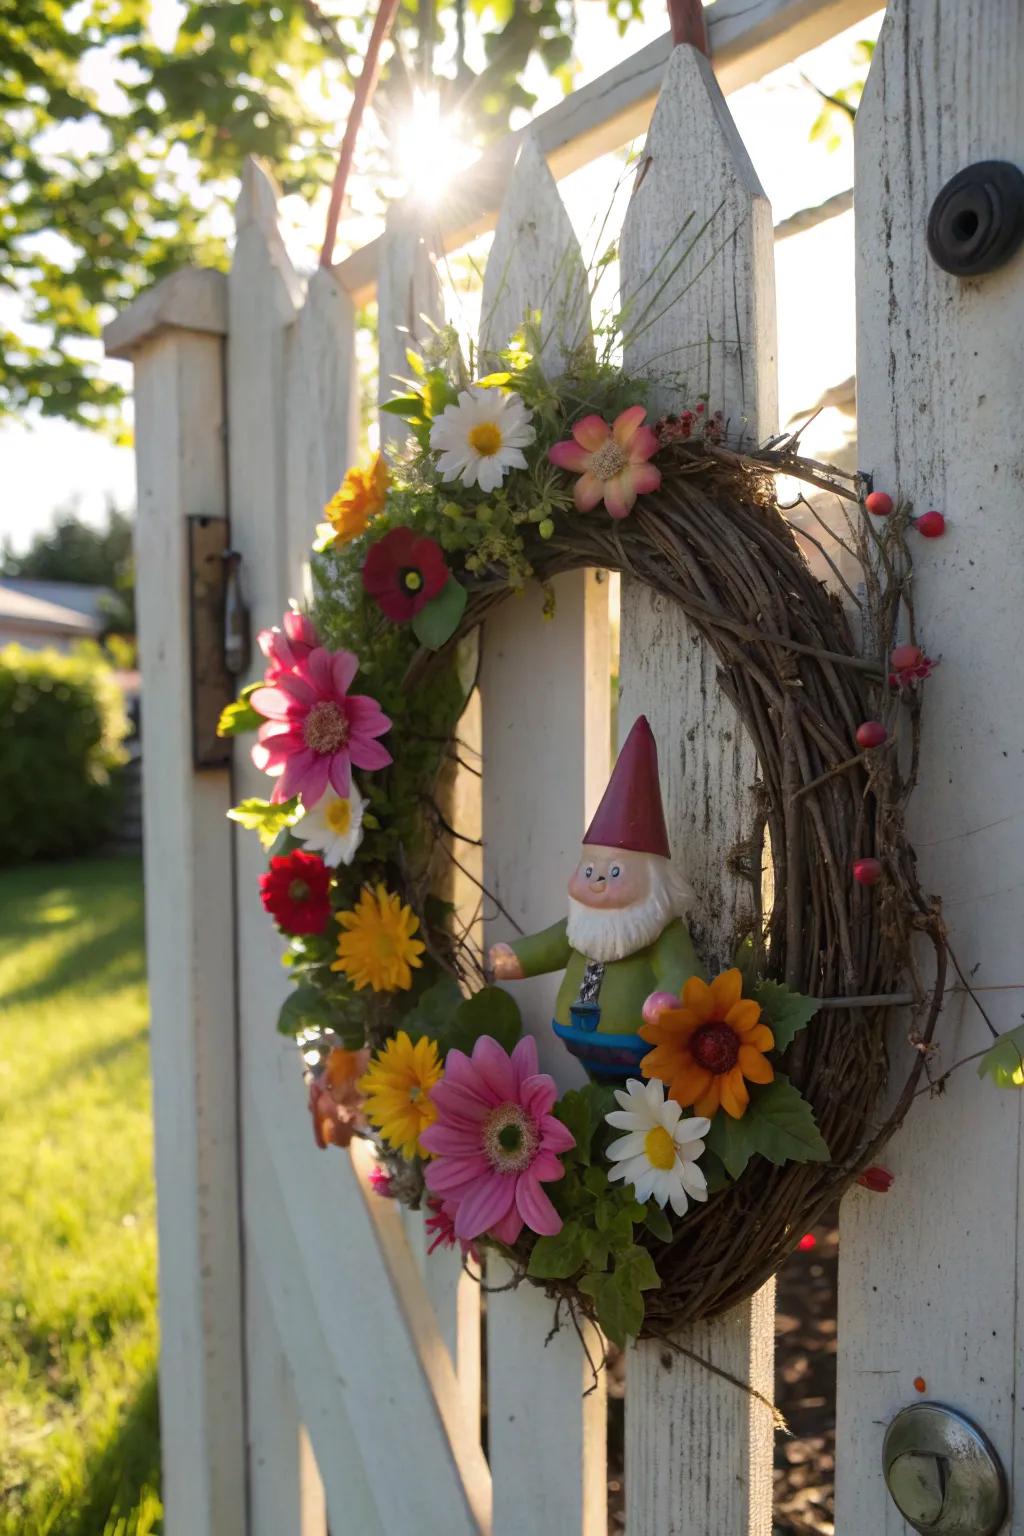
left=566, top=860, right=695, bottom=963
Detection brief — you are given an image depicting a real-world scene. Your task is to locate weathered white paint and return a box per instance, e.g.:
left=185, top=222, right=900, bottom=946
left=377, top=201, right=444, bottom=442
left=245, top=1258, right=327, bottom=1536
left=479, top=133, right=592, bottom=372
left=837, top=4, right=1024, bottom=1530
left=335, top=0, right=881, bottom=305
left=285, top=264, right=360, bottom=598
left=478, top=133, right=609, bottom=1536
left=487, top=1259, right=608, bottom=1536
left=619, top=43, right=778, bottom=1536
left=125, top=311, right=247, bottom=1536
left=105, top=265, right=227, bottom=358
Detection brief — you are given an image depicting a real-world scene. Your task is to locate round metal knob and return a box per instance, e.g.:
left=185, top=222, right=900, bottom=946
left=883, top=1403, right=1008, bottom=1534
left=927, top=160, right=1024, bottom=277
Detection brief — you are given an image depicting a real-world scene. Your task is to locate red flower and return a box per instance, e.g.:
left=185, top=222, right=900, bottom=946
left=362, top=527, right=449, bottom=622
left=259, top=850, right=332, bottom=934
left=368, top=1164, right=395, bottom=1197
left=424, top=1197, right=480, bottom=1262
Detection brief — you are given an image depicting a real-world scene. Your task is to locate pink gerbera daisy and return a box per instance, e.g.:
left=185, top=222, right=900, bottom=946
left=548, top=405, right=661, bottom=519
left=420, top=1035, right=575, bottom=1246
left=250, top=647, right=392, bottom=807
left=257, top=608, right=320, bottom=682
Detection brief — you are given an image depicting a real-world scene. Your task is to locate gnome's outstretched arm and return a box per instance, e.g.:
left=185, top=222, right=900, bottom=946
left=651, top=917, right=706, bottom=992
left=508, top=918, right=572, bottom=978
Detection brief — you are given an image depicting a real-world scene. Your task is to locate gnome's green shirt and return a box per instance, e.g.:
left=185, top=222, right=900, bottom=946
left=510, top=917, right=702, bottom=1036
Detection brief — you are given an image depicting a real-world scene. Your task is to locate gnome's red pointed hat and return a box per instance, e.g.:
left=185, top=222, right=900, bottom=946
left=583, top=714, right=671, bottom=858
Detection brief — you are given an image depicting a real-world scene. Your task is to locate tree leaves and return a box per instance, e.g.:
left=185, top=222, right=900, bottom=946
left=578, top=1246, right=660, bottom=1348
left=978, top=1025, right=1024, bottom=1088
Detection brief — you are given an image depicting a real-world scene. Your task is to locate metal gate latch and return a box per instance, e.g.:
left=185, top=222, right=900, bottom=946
left=883, top=1402, right=1008, bottom=1534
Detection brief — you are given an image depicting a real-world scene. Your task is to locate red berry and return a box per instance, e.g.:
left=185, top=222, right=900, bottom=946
left=856, top=720, right=887, bottom=750
left=914, top=1377, right=927, bottom=1395
left=797, top=1233, right=817, bottom=1252
left=853, top=857, right=883, bottom=886
left=915, top=510, right=946, bottom=538
left=865, top=491, right=894, bottom=517
left=890, top=642, right=923, bottom=672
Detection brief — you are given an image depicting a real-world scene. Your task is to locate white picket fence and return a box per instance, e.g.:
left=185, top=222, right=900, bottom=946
left=106, top=1, right=1024, bottom=1531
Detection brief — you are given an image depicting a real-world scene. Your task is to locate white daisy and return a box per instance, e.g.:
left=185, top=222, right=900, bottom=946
left=605, top=1078, right=710, bottom=1217
left=292, top=785, right=366, bottom=868
left=429, top=385, right=535, bottom=493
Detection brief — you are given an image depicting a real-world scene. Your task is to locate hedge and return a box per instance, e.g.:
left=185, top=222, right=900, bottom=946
left=0, top=645, right=130, bottom=863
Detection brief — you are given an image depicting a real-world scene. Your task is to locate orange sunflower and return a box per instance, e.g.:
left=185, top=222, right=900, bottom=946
left=639, top=968, right=774, bottom=1120
left=322, top=452, right=389, bottom=545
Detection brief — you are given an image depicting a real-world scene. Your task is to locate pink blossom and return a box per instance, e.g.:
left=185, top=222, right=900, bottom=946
left=258, top=609, right=320, bottom=682
left=250, top=647, right=392, bottom=807
left=420, top=1034, right=575, bottom=1246
left=548, top=405, right=661, bottom=519
left=425, top=1197, right=479, bottom=1261
left=368, top=1164, right=395, bottom=1198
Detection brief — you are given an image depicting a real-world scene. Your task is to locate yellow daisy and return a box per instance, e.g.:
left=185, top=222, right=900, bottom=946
left=322, top=453, right=389, bottom=545
left=331, top=883, right=426, bottom=992
left=359, top=1031, right=442, bottom=1158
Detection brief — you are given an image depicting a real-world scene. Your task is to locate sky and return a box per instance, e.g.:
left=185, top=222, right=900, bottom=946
left=0, top=3, right=883, bottom=555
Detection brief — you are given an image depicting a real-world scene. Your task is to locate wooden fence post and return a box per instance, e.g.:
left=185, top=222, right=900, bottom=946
left=838, top=2, right=1024, bottom=1526
left=619, top=43, right=778, bottom=1536
left=105, top=271, right=247, bottom=1536
left=479, top=134, right=609, bottom=1536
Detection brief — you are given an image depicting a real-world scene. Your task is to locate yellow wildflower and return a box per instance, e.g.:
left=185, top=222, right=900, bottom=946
left=331, top=883, right=425, bottom=992
left=358, top=1031, right=442, bottom=1159
left=322, top=453, right=389, bottom=545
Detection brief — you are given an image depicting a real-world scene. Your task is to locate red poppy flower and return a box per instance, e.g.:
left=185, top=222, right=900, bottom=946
left=259, top=849, right=332, bottom=934
left=361, top=527, right=448, bottom=622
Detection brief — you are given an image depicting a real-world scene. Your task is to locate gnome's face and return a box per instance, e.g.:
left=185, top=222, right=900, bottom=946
left=566, top=844, right=693, bottom=963
left=568, top=844, right=650, bottom=910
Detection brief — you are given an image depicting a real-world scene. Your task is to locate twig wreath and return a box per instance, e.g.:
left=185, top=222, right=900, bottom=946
left=222, top=323, right=1017, bottom=1348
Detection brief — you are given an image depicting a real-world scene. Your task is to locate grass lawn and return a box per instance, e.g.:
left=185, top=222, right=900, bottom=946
left=0, top=857, right=162, bottom=1536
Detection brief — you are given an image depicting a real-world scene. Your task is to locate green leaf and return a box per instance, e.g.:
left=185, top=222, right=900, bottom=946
left=217, top=682, right=264, bottom=737
left=705, top=1075, right=829, bottom=1175
left=754, top=981, right=820, bottom=1051
left=733, top=935, right=758, bottom=994
left=401, top=976, right=464, bottom=1045
left=412, top=578, right=468, bottom=651
left=553, top=1083, right=613, bottom=1166
left=475, top=371, right=511, bottom=387
left=227, top=796, right=298, bottom=848
left=379, top=394, right=424, bottom=418
left=527, top=1220, right=587, bottom=1280
left=644, top=1204, right=673, bottom=1243
left=978, top=1025, right=1024, bottom=1087
left=276, top=983, right=335, bottom=1038
left=449, top=986, right=523, bottom=1056
left=583, top=1165, right=609, bottom=1197
left=578, top=1245, right=660, bottom=1347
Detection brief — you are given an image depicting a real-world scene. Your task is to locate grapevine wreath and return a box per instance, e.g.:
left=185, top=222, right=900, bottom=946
left=222, top=325, right=1006, bottom=1349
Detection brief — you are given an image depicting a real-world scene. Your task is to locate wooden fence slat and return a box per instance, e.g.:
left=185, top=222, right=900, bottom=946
left=285, top=264, right=360, bottom=597
left=246, top=1257, right=328, bottom=1536
left=377, top=203, right=444, bottom=441
left=837, top=3, right=1024, bottom=1527
left=479, top=131, right=592, bottom=373
left=618, top=43, right=778, bottom=1536
left=479, top=132, right=608, bottom=1536
left=127, top=307, right=247, bottom=1536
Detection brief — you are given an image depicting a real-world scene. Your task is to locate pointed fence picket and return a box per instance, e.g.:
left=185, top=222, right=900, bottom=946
left=837, top=2, right=1024, bottom=1529
left=108, top=5, right=1024, bottom=1534
left=618, top=42, right=778, bottom=1536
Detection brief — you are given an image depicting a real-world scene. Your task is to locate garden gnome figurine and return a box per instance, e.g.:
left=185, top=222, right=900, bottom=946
left=490, top=715, right=702, bottom=1078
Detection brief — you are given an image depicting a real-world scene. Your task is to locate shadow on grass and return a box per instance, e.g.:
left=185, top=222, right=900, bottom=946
left=54, top=1370, right=163, bottom=1536
left=0, top=919, right=146, bottom=1012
